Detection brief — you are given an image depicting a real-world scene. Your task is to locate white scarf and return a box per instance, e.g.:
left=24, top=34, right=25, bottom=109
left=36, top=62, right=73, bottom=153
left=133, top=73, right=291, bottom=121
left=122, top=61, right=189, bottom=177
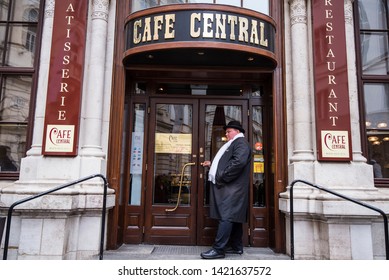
left=208, top=133, right=244, bottom=184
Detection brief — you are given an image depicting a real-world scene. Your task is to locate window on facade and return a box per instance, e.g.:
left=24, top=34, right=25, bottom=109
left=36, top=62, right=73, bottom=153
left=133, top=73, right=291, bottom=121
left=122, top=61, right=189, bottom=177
left=131, top=0, right=270, bottom=14
left=0, top=0, right=41, bottom=177
left=356, top=0, right=389, bottom=181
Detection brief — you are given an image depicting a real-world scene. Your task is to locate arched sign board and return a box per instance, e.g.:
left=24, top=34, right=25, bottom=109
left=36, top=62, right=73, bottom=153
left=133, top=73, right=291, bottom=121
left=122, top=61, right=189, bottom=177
left=123, top=4, right=277, bottom=69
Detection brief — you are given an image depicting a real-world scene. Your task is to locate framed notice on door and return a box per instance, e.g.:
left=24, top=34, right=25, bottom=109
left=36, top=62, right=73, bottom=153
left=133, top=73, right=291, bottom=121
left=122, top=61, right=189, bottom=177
left=155, top=133, right=192, bottom=154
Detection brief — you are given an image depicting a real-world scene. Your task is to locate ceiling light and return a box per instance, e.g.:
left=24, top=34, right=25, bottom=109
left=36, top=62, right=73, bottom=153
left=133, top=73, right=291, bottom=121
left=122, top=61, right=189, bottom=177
left=377, top=122, right=388, bottom=128
left=368, top=136, right=379, bottom=142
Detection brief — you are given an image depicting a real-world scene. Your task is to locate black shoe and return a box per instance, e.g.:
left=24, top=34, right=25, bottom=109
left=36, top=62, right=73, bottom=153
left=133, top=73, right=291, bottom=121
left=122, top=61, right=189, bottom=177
left=225, top=247, right=243, bottom=254
left=200, top=249, right=225, bottom=259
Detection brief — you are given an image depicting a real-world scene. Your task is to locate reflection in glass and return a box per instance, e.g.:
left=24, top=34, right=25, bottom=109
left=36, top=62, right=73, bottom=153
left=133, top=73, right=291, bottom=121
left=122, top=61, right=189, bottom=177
left=0, top=75, right=31, bottom=172
left=360, top=32, right=389, bottom=75
left=358, top=0, right=386, bottom=30
left=364, top=83, right=389, bottom=178
left=252, top=106, right=265, bottom=207
left=203, top=105, right=242, bottom=205
left=153, top=104, right=193, bottom=205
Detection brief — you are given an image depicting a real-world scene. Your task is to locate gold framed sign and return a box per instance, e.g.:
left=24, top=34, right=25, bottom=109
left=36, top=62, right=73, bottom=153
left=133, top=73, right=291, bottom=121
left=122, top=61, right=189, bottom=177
left=155, top=133, right=192, bottom=154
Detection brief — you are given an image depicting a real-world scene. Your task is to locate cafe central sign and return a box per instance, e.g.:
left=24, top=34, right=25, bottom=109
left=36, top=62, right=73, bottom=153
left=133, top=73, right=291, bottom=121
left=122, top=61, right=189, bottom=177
left=125, top=5, right=276, bottom=59
left=312, top=0, right=352, bottom=161
left=42, top=1, right=87, bottom=156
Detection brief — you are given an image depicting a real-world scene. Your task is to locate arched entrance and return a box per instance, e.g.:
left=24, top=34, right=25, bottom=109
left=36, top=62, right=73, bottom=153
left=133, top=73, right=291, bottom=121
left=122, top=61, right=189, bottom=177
left=106, top=3, right=286, bottom=253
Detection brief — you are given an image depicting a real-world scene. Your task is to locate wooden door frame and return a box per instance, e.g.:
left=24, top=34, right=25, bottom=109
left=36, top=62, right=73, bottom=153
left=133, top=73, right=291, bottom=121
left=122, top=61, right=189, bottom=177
left=143, top=98, right=199, bottom=245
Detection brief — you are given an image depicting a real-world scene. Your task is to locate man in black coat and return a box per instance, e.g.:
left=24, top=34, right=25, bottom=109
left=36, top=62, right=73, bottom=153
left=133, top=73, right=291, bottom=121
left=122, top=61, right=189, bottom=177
left=200, top=121, right=251, bottom=259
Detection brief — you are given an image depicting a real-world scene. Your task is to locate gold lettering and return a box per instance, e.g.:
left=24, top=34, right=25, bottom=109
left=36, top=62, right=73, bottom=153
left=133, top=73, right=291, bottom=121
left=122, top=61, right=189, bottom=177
left=228, top=15, right=238, bottom=40
left=202, top=13, right=214, bottom=38
left=142, top=17, right=152, bottom=42
left=133, top=20, right=142, bottom=44
left=260, top=22, right=268, bottom=47
left=238, top=17, right=249, bottom=42
left=215, top=14, right=227, bottom=39
left=153, top=15, right=164, bottom=41
left=190, top=13, right=201, bottom=38
left=250, top=20, right=259, bottom=45
left=165, top=14, right=175, bottom=39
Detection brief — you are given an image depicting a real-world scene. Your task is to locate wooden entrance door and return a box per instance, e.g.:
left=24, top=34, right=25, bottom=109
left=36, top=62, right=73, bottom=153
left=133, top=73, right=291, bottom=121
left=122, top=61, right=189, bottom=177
left=144, top=98, right=248, bottom=245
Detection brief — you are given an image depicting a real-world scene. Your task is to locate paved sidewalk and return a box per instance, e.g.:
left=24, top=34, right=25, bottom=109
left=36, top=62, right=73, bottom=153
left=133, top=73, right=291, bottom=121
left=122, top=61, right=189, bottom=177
left=101, top=244, right=290, bottom=260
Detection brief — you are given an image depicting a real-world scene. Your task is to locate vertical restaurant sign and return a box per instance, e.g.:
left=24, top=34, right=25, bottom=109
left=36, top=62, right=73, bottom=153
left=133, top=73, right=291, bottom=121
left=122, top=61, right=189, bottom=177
left=42, top=1, right=88, bottom=156
left=312, top=0, right=352, bottom=161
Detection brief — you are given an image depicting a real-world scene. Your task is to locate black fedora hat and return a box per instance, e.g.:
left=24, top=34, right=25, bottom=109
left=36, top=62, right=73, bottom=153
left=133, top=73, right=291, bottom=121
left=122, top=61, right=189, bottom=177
left=223, top=120, right=245, bottom=133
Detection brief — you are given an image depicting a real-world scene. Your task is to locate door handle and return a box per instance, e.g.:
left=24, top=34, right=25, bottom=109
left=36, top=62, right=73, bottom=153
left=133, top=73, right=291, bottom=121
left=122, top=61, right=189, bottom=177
left=165, top=162, right=196, bottom=212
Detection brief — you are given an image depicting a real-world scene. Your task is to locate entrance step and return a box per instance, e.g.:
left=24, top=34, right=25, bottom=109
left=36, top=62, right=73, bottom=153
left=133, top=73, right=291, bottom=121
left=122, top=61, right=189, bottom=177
left=101, top=244, right=290, bottom=260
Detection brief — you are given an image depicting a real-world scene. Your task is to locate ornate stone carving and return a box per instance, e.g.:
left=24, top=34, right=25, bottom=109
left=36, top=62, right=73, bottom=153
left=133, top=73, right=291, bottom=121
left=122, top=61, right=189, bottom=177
left=92, top=0, right=110, bottom=22
left=45, top=0, right=55, bottom=18
left=290, top=0, right=307, bottom=25
left=344, top=0, right=354, bottom=25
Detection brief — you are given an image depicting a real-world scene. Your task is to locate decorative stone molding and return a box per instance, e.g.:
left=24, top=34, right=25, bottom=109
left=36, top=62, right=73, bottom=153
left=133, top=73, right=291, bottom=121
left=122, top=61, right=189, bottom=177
left=344, top=0, right=353, bottom=25
left=92, top=0, right=109, bottom=21
left=290, top=0, right=307, bottom=25
left=45, top=0, right=55, bottom=18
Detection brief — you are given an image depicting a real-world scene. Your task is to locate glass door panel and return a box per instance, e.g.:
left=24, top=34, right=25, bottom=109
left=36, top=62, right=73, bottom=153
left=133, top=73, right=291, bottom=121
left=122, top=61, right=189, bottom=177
left=153, top=103, right=194, bottom=206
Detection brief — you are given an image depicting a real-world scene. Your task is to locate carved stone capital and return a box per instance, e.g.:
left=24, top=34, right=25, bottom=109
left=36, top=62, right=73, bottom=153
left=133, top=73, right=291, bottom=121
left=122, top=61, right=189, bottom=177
left=45, top=0, right=55, bottom=18
left=92, top=0, right=109, bottom=22
left=290, top=0, right=307, bottom=25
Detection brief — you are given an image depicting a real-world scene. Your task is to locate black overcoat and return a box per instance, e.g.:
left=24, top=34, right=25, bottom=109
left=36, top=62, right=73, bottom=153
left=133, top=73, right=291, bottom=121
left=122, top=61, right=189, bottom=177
left=209, top=137, right=251, bottom=223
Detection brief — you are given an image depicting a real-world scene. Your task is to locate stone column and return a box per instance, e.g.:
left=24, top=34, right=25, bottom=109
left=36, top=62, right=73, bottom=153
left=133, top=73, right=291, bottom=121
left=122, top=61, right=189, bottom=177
left=289, top=0, right=315, bottom=163
left=26, top=0, right=55, bottom=158
left=344, top=0, right=366, bottom=163
left=80, top=0, right=110, bottom=159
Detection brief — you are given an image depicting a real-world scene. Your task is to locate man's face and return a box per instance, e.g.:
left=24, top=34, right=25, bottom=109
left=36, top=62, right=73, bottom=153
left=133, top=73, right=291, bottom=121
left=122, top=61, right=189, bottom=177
left=225, top=128, right=239, bottom=141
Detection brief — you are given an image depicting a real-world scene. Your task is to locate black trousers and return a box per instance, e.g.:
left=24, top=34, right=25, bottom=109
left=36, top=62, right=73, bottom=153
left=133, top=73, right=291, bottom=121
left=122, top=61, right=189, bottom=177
left=213, top=220, right=243, bottom=252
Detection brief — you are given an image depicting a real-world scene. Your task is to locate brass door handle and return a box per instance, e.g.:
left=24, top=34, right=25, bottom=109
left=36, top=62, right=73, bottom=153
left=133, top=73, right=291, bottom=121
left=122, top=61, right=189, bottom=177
left=165, top=162, right=195, bottom=212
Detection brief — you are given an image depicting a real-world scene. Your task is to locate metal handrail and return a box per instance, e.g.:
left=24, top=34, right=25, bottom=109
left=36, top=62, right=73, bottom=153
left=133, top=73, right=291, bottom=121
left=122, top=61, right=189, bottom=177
left=289, top=179, right=389, bottom=260
left=2, top=174, right=109, bottom=260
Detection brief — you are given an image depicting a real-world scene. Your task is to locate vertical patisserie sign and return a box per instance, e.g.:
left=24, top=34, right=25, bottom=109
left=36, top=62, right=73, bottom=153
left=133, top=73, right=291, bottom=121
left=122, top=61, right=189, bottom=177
left=312, top=0, right=352, bottom=161
left=42, top=1, right=88, bottom=156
